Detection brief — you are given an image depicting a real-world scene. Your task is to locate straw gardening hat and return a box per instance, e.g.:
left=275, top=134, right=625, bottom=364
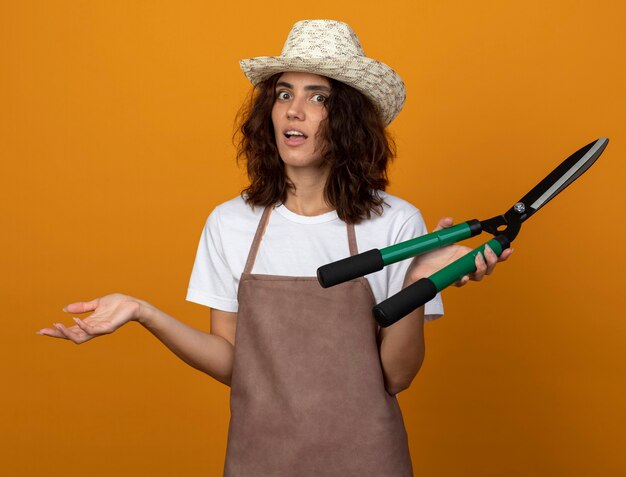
left=239, top=20, right=406, bottom=126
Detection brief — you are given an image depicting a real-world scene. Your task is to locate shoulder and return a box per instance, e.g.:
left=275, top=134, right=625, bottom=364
left=206, top=195, right=264, bottom=230
left=211, top=195, right=260, bottom=218
left=370, top=191, right=425, bottom=230
left=380, top=192, right=421, bottom=218
left=356, top=192, right=428, bottom=247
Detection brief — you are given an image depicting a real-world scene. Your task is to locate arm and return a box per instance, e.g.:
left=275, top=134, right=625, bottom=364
left=377, top=286, right=426, bottom=396
left=378, top=218, right=513, bottom=395
left=37, top=293, right=237, bottom=386
left=138, top=304, right=236, bottom=386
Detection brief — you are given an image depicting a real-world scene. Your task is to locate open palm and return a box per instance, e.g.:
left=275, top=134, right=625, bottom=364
left=37, top=293, right=141, bottom=344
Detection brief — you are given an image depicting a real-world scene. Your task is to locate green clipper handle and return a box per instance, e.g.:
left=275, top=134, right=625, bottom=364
left=373, top=235, right=510, bottom=327
left=317, top=220, right=482, bottom=288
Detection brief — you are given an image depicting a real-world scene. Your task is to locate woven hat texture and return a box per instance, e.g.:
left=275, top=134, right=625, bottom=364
left=240, top=20, right=406, bottom=126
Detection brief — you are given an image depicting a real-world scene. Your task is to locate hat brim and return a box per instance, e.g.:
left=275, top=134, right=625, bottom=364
left=240, top=56, right=405, bottom=126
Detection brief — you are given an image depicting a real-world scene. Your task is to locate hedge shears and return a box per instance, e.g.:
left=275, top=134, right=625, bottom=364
left=317, top=138, right=609, bottom=327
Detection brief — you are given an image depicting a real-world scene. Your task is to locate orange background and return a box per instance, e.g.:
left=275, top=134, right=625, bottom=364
left=2, top=1, right=625, bottom=475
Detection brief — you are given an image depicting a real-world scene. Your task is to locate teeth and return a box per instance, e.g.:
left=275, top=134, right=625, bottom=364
left=285, top=130, right=305, bottom=137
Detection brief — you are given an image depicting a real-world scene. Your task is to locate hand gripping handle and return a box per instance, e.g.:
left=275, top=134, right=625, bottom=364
left=373, top=236, right=510, bottom=327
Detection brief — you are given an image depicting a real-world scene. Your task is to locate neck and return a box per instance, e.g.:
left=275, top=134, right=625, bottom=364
left=283, top=164, right=332, bottom=216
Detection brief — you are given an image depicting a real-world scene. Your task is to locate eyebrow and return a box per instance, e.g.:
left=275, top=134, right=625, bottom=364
left=276, top=81, right=331, bottom=93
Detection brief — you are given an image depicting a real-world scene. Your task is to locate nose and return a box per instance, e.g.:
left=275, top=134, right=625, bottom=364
left=286, top=95, right=305, bottom=120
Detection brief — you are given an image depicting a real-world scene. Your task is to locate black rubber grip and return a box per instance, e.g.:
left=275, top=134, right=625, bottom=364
left=373, top=278, right=438, bottom=327
left=467, top=219, right=482, bottom=237
left=495, top=234, right=511, bottom=250
left=317, top=249, right=384, bottom=288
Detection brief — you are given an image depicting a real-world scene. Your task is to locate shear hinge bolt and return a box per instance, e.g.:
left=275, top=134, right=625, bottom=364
left=513, top=202, right=526, bottom=214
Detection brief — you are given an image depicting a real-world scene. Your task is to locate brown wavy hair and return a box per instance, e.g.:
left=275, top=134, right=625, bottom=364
left=235, top=73, right=396, bottom=224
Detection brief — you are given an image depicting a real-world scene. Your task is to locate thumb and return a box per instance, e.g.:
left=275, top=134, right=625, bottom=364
left=433, top=217, right=454, bottom=232
left=63, top=298, right=100, bottom=314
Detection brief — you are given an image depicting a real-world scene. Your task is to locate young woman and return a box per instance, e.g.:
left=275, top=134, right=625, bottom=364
left=38, top=20, right=511, bottom=476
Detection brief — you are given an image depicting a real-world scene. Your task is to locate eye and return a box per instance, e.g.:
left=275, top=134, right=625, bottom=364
left=312, top=94, right=327, bottom=103
left=277, top=91, right=291, bottom=100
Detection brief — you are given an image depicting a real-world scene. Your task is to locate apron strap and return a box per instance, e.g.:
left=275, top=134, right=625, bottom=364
left=243, top=205, right=359, bottom=273
left=243, top=206, right=273, bottom=275
left=347, top=222, right=359, bottom=256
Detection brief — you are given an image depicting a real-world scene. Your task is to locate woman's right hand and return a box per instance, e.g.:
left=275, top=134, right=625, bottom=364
left=37, top=293, right=142, bottom=344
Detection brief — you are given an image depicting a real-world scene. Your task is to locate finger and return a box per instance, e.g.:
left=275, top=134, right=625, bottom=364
left=72, top=317, right=103, bottom=336
left=433, top=217, right=454, bottom=232
left=483, top=245, right=499, bottom=275
left=52, top=323, right=72, bottom=340
left=498, top=248, right=514, bottom=262
left=72, top=316, right=90, bottom=332
left=54, top=322, right=90, bottom=344
left=470, top=252, right=487, bottom=281
left=454, top=275, right=470, bottom=287
left=63, top=299, right=100, bottom=314
left=36, top=327, right=68, bottom=339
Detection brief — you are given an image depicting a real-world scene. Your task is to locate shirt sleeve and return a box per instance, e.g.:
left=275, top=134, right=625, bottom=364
left=186, top=208, right=239, bottom=312
left=386, top=210, right=444, bottom=322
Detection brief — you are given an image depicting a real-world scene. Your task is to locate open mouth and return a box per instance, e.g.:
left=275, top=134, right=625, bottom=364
left=284, top=130, right=308, bottom=140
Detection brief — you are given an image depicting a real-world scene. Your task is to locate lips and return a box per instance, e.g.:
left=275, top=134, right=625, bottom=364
left=283, top=129, right=308, bottom=146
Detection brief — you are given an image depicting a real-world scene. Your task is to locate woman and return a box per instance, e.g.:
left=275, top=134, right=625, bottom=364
left=38, top=20, right=511, bottom=476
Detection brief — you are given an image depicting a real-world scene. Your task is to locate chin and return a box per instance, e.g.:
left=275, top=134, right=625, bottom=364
left=280, top=152, right=324, bottom=169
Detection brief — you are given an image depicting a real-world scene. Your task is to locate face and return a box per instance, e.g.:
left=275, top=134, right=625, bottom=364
left=271, top=72, right=331, bottom=171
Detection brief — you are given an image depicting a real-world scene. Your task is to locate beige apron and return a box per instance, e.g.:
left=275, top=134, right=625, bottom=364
left=224, top=206, right=413, bottom=476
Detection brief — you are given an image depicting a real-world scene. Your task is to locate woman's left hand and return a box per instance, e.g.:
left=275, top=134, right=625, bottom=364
left=405, top=217, right=514, bottom=286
